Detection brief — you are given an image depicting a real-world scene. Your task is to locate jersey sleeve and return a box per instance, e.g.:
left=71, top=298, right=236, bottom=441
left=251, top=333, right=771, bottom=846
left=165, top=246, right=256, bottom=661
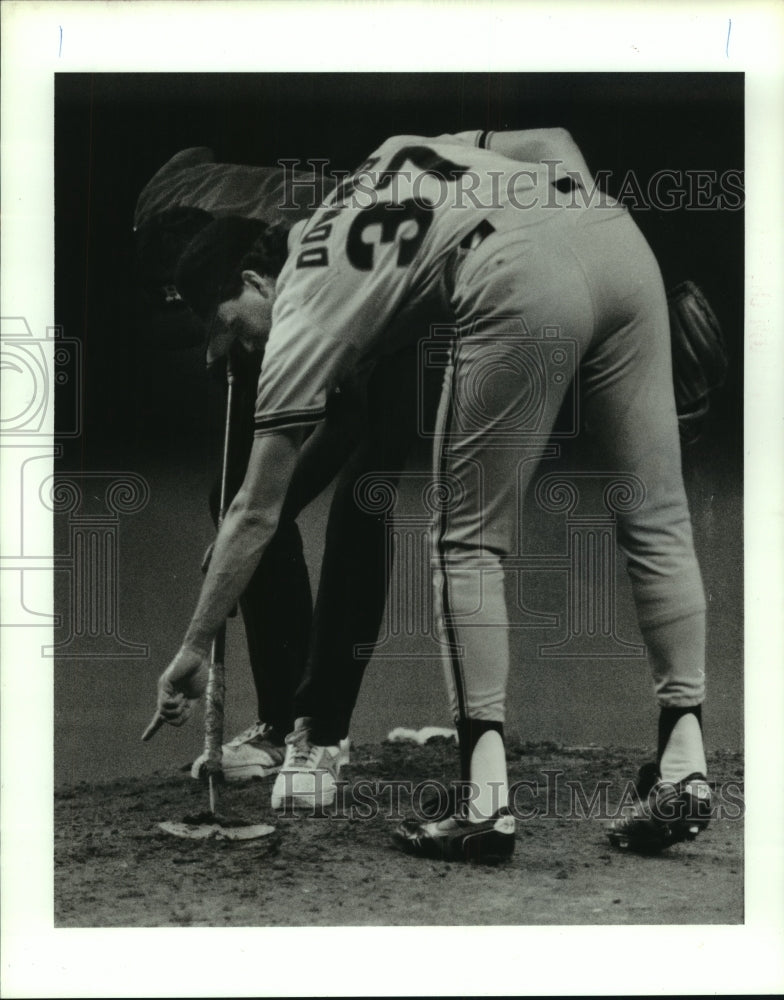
left=449, top=129, right=491, bottom=148
left=253, top=281, right=363, bottom=436
left=482, top=128, right=595, bottom=185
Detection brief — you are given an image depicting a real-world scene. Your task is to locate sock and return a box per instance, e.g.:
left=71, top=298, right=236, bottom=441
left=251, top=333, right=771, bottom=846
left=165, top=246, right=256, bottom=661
left=456, top=718, right=508, bottom=822
left=658, top=706, right=707, bottom=783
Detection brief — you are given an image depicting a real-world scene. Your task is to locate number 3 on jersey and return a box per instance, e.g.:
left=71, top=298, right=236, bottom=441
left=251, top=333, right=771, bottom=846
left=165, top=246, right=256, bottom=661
left=347, top=145, right=469, bottom=270
left=346, top=199, right=433, bottom=270
left=348, top=145, right=469, bottom=271
left=296, top=145, right=469, bottom=272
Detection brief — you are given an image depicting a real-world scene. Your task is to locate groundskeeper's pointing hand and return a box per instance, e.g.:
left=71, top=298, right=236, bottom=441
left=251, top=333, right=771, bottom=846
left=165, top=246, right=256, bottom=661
left=156, top=645, right=211, bottom=726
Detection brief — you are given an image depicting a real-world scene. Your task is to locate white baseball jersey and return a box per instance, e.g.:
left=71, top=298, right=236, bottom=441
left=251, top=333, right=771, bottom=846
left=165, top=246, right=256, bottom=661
left=254, top=133, right=605, bottom=435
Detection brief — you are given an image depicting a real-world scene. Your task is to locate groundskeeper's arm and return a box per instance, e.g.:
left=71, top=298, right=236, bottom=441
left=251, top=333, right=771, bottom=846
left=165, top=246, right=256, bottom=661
left=155, top=427, right=304, bottom=726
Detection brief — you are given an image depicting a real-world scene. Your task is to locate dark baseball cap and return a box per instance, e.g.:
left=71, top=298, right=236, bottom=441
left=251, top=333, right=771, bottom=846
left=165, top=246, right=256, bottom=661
left=175, top=215, right=268, bottom=325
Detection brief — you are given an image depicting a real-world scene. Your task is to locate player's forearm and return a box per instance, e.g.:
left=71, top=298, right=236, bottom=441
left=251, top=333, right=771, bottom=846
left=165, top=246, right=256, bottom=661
left=182, top=497, right=278, bottom=653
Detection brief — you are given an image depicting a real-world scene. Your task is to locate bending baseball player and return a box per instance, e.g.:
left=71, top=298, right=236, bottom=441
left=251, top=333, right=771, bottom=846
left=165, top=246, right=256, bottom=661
left=152, top=128, right=712, bottom=862
left=135, top=152, right=443, bottom=795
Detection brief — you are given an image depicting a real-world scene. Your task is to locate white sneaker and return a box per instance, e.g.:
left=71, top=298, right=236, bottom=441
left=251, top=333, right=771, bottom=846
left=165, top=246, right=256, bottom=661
left=270, top=717, right=349, bottom=810
left=190, top=721, right=285, bottom=782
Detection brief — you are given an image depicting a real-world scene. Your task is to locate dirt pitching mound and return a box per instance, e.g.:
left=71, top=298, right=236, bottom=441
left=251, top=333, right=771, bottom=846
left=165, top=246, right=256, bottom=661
left=55, top=740, right=743, bottom=927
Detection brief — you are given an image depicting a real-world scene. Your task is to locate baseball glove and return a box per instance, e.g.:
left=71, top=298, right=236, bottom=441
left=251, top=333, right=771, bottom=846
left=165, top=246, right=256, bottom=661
left=667, top=280, right=728, bottom=443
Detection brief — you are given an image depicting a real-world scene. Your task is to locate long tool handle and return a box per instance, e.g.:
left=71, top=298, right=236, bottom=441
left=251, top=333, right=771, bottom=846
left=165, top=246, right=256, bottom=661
left=204, top=624, right=227, bottom=814
left=204, top=355, right=235, bottom=812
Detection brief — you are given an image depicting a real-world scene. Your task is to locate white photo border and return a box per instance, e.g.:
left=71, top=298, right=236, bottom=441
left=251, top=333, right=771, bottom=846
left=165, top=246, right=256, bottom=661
left=2, top=2, right=783, bottom=997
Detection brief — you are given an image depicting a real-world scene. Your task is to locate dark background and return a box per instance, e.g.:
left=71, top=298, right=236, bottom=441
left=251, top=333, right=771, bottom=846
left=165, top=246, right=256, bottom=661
left=55, top=71, right=743, bottom=460
left=53, top=73, right=744, bottom=782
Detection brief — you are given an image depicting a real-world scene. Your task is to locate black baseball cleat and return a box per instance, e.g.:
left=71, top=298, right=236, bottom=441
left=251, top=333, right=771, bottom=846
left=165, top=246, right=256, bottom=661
left=392, top=809, right=516, bottom=865
left=608, top=768, right=712, bottom=854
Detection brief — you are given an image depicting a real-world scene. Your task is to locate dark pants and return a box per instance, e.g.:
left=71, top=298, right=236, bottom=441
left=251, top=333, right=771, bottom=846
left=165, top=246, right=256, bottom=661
left=294, top=347, right=443, bottom=744
left=209, top=471, right=312, bottom=742
left=216, top=341, right=442, bottom=747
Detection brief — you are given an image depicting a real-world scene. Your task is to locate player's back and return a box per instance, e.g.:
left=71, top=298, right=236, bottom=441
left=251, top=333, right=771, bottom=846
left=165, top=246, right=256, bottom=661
left=275, top=133, right=616, bottom=355
left=257, top=132, right=623, bottom=431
